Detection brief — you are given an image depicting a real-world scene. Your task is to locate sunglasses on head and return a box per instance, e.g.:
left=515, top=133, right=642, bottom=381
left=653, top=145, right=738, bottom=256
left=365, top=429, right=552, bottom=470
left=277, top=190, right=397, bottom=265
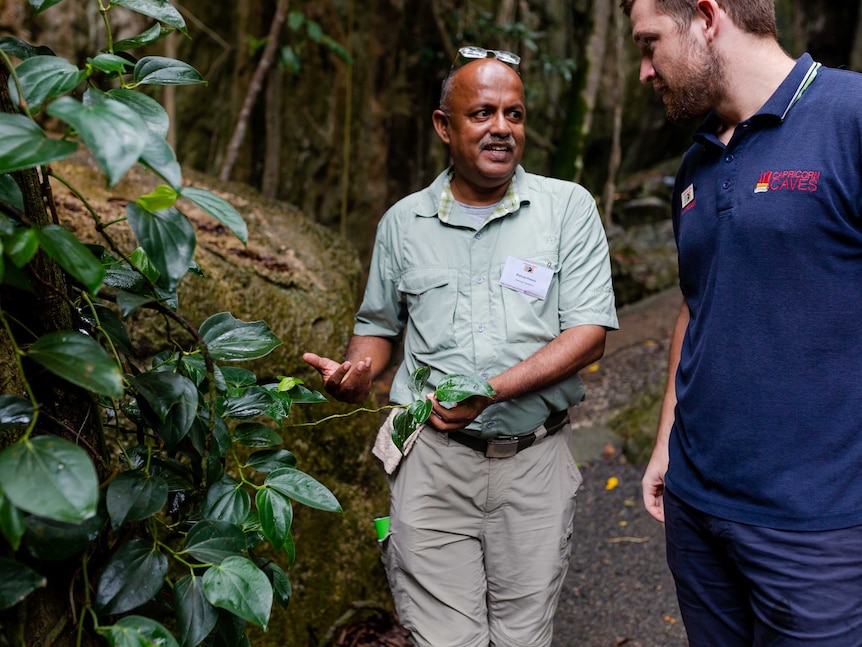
left=452, top=46, right=521, bottom=69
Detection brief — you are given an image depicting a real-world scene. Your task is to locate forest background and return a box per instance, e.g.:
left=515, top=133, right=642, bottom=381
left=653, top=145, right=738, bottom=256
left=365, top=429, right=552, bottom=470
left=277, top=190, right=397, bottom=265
left=1, top=0, right=861, bottom=645
left=4, top=0, right=859, bottom=279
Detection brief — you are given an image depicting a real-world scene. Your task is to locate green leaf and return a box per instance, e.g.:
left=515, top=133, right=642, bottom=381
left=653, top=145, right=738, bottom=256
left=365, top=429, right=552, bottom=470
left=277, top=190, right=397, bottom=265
left=47, top=96, right=147, bottom=187
left=96, top=539, right=168, bottom=615
left=0, top=174, right=24, bottom=213
left=233, top=422, right=282, bottom=448
left=137, top=184, right=178, bottom=212
left=112, top=23, right=174, bottom=53
left=0, top=36, right=55, bottom=60
left=0, top=436, right=99, bottom=523
left=256, top=488, right=292, bottom=550
left=261, top=561, right=292, bottom=609
left=201, top=476, right=251, bottom=525
left=110, top=0, right=187, bottom=34
left=27, top=330, right=124, bottom=397
left=408, top=365, right=431, bottom=395
left=181, top=187, right=247, bottom=245
left=0, top=557, right=45, bottom=611
left=116, top=290, right=155, bottom=317
left=392, top=409, right=416, bottom=452
left=99, top=616, right=179, bottom=647
left=27, top=0, right=66, bottom=14
left=4, top=227, right=38, bottom=268
left=105, top=88, right=169, bottom=138
left=265, top=467, right=341, bottom=513
left=0, top=113, right=77, bottom=174
left=134, top=56, right=204, bottom=86
left=0, top=493, right=26, bottom=550
left=88, top=54, right=133, bottom=74
left=199, top=313, right=281, bottom=362
left=139, top=133, right=182, bottom=190
left=130, top=371, right=198, bottom=447
left=35, top=224, right=105, bottom=294
left=221, top=386, right=276, bottom=420
left=306, top=20, right=323, bottom=43
left=202, top=556, right=272, bottom=629
left=125, top=203, right=195, bottom=291
left=287, top=11, right=305, bottom=31
left=221, top=367, right=257, bottom=390
left=407, top=398, right=433, bottom=424
left=129, top=246, right=160, bottom=283
left=21, top=507, right=106, bottom=561
left=175, top=575, right=218, bottom=647
left=184, top=519, right=246, bottom=564
left=0, top=395, right=33, bottom=430
left=246, top=449, right=297, bottom=474
left=81, top=303, right=133, bottom=355
left=106, top=470, right=168, bottom=529
left=279, top=383, right=328, bottom=404
left=434, top=373, right=495, bottom=403
left=10, top=55, right=85, bottom=111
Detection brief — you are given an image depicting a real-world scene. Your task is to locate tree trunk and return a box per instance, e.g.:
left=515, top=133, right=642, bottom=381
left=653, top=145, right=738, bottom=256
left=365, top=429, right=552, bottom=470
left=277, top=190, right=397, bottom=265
left=0, top=61, right=105, bottom=647
left=574, top=0, right=611, bottom=184
left=219, top=0, right=290, bottom=181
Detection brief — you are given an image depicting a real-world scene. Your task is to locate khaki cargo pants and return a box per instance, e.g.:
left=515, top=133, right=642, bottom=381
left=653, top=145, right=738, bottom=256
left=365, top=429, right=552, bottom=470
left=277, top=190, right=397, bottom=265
left=379, top=416, right=582, bottom=647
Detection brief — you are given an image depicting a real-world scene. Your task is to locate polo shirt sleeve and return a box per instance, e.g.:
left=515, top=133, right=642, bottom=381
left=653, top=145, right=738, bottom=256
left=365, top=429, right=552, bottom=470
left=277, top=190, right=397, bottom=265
left=353, top=212, right=406, bottom=339
left=557, top=185, right=618, bottom=331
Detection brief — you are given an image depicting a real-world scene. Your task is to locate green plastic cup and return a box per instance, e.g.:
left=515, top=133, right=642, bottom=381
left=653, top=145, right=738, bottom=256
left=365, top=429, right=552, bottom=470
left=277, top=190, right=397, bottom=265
left=374, top=516, right=390, bottom=540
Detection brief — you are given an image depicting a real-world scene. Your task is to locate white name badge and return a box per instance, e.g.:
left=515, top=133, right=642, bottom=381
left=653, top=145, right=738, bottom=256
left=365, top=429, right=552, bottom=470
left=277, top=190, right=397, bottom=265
left=499, top=256, right=553, bottom=300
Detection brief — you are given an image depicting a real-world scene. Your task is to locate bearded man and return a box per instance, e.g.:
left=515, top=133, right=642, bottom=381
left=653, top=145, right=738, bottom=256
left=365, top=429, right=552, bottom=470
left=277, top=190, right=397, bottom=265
left=622, top=0, right=862, bottom=644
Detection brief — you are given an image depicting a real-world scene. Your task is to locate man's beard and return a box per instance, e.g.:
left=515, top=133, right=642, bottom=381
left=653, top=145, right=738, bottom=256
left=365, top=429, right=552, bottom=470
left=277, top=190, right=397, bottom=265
left=660, top=37, right=725, bottom=123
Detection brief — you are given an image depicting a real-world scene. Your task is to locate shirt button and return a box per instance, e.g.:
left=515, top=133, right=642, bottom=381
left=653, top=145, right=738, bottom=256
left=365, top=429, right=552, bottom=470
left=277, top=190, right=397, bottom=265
left=481, top=372, right=490, bottom=379
left=485, top=421, right=496, bottom=429
left=722, top=180, right=731, bottom=189
left=477, top=324, right=485, bottom=332
left=725, top=154, right=734, bottom=163
left=476, top=276, right=484, bottom=284
left=475, top=232, right=484, bottom=240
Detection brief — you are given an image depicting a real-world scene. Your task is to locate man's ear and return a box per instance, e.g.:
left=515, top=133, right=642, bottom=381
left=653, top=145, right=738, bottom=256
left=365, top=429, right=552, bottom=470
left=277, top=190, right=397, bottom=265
left=432, top=109, right=451, bottom=145
left=696, top=0, right=722, bottom=42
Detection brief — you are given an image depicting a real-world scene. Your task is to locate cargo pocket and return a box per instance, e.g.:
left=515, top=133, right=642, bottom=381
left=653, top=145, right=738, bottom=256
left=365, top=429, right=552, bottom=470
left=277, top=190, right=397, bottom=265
left=398, top=268, right=457, bottom=354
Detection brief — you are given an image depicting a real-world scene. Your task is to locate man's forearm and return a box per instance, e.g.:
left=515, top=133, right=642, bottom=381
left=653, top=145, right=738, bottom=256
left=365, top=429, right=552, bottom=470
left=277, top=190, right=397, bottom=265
left=489, top=324, right=607, bottom=404
left=344, top=335, right=394, bottom=383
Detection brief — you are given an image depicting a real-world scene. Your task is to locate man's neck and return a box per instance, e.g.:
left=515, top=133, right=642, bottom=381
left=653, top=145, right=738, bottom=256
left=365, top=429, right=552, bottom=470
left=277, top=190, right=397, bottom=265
left=450, top=175, right=512, bottom=206
left=713, top=37, right=796, bottom=143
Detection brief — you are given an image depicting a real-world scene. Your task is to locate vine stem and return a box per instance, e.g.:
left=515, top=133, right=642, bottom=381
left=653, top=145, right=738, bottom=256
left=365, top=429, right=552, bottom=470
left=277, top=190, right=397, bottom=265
left=284, top=404, right=402, bottom=428
left=0, top=307, right=40, bottom=441
left=0, top=48, right=31, bottom=118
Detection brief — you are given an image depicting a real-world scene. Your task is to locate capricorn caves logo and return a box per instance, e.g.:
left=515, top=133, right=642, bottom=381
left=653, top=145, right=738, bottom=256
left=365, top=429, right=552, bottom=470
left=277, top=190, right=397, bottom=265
left=754, top=170, right=820, bottom=193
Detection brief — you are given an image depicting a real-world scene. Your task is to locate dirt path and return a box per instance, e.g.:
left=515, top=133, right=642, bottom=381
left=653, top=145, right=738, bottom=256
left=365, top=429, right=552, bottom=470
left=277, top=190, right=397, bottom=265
left=553, top=288, right=688, bottom=646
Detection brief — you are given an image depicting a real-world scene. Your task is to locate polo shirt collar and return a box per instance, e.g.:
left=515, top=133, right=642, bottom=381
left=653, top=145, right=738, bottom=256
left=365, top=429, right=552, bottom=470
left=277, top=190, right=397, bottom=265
left=415, top=165, right=529, bottom=224
left=694, top=52, right=819, bottom=146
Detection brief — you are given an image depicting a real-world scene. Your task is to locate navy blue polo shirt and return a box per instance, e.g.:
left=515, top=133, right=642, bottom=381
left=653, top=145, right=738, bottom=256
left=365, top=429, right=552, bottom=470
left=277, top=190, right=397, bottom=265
left=667, top=53, right=862, bottom=530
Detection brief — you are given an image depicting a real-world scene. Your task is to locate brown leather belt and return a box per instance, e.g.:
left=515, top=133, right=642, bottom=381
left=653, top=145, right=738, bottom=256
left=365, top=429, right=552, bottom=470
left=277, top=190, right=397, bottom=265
left=448, top=410, right=568, bottom=458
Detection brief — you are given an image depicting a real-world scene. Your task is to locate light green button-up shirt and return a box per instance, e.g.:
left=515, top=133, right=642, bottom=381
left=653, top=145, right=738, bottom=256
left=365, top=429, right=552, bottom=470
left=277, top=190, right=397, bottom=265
left=354, top=166, right=618, bottom=437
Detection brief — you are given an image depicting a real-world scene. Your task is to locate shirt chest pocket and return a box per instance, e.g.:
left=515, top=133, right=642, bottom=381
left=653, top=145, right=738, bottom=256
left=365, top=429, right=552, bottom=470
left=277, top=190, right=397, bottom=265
left=398, top=268, right=457, bottom=354
left=498, top=252, right=560, bottom=343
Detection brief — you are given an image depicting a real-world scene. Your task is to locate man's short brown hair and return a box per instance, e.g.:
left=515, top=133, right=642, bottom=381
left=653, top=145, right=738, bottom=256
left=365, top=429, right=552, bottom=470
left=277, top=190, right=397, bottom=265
left=620, top=0, right=777, bottom=38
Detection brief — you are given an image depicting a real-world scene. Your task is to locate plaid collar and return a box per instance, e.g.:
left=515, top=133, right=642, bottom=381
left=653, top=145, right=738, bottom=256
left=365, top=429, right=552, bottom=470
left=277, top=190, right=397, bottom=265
left=437, top=169, right=521, bottom=226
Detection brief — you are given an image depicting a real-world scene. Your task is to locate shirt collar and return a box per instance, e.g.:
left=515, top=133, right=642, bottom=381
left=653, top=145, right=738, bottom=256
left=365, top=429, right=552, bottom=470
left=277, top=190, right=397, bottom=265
left=694, top=52, right=819, bottom=146
left=416, top=165, right=529, bottom=224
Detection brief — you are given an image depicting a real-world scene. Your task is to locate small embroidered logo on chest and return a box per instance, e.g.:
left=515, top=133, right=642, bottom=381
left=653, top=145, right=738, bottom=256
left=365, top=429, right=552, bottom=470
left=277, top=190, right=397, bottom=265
left=681, top=183, right=696, bottom=214
left=754, top=169, right=820, bottom=193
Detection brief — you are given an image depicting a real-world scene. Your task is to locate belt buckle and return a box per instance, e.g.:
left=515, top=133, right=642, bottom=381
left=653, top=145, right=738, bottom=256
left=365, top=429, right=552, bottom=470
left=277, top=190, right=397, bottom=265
left=485, top=436, right=519, bottom=458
